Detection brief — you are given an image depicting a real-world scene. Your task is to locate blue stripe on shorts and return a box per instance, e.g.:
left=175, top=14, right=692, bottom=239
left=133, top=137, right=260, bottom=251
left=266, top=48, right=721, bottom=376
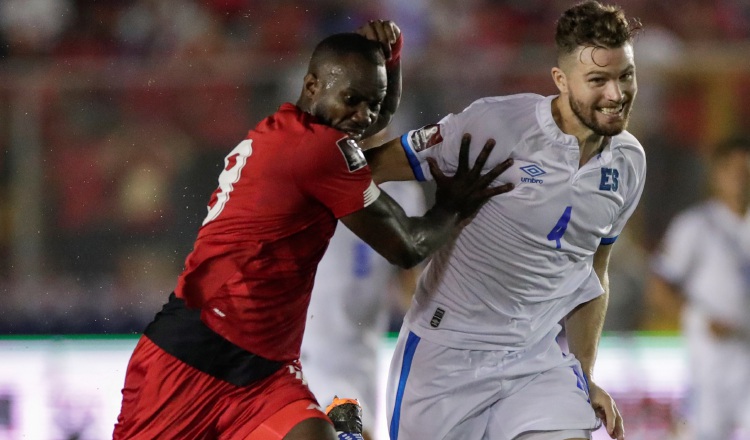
left=389, top=331, right=421, bottom=440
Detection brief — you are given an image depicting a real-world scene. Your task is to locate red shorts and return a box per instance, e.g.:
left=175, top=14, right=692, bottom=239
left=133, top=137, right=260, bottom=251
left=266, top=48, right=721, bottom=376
left=114, top=336, right=330, bottom=439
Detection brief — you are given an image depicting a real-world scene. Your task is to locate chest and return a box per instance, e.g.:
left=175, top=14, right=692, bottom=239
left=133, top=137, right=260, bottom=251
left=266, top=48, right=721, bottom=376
left=489, top=147, right=626, bottom=252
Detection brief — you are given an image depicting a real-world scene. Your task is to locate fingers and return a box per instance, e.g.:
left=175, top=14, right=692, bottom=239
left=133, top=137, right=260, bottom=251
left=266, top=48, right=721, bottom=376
left=468, top=138, right=496, bottom=179
left=456, top=133, right=471, bottom=176
left=612, top=405, right=625, bottom=440
left=426, top=157, right=446, bottom=183
left=358, top=20, right=399, bottom=58
left=595, top=395, right=624, bottom=440
left=482, top=182, right=515, bottom=198
left=476, top=157, right=513, bottom=188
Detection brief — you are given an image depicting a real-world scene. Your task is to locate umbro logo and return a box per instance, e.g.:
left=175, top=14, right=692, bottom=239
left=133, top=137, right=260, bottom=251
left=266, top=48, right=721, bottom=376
left=520, top=164, right=545, bottom=184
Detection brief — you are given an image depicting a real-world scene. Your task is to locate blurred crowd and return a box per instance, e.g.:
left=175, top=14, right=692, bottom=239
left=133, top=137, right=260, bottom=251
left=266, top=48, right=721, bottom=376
left=0, top=0, right=750, bottom=334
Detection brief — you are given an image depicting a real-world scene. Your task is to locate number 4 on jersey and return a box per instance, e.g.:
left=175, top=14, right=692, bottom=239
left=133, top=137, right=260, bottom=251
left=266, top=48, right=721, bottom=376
left=203, top=139, right=253, bottom=225
left=547, top=206, right=572, bottom=249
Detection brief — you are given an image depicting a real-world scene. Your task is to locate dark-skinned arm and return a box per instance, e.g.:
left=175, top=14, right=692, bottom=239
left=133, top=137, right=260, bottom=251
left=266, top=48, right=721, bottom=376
left=341, top=134, right=513, bottom=268
left=356, top=20, right=402, bottom=141
left=363, top=137, right=414, bottom=183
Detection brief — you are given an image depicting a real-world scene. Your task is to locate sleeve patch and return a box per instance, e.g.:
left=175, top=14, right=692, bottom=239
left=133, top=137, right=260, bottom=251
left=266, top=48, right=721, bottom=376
left=409, top=124, right=443, bottom=152
left=336, top=137, right=367, bottom=172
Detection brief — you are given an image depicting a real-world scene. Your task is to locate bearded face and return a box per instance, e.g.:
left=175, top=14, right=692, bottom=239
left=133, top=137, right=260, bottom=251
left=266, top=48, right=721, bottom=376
left=561, top=44, right=637, bottom=137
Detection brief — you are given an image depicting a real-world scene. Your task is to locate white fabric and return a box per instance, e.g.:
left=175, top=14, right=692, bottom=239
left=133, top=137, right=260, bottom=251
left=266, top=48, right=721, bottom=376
left=386, top=325, right=600, bottom=440
left=399, top=94, right=647, bottom=351
left=301, top=181, right=425, bottom=433
left=651, top=201, right=750, bottom=439
left=513, top=429, right=590, bottom=440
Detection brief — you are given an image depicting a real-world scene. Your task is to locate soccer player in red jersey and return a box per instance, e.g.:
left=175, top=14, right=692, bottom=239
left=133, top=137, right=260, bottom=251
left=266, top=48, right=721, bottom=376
left=113, top=20, right=514, bottom=440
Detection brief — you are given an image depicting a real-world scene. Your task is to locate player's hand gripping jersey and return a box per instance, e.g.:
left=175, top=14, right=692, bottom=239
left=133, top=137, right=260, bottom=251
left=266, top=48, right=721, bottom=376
left=399, top=94, right=646, bottom=350
left=174, top=103, right=381, bottom=362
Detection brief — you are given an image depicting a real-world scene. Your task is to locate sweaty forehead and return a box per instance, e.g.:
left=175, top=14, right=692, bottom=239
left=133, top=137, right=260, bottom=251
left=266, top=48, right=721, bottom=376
left=323, top=56, right=386, bottom=93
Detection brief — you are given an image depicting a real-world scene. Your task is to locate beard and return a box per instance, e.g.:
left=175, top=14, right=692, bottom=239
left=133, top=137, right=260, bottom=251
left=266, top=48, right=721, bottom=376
left=569, top=95, right=632, bottom=137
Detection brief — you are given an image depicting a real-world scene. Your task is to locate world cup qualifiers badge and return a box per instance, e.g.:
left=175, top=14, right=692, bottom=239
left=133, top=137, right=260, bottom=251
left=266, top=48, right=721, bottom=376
left=337, top=137, right=367, bottom=172
left=410, top=124, right=443, bottom=152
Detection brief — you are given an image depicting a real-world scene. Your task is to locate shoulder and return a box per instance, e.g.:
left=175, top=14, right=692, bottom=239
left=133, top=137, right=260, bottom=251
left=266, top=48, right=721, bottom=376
left=610, top=131, right=646, bottom=171
left=262, top=103, right=345, bottom=146
left=444, top=93, right=542, bottom=140
left=461, top=93, right=543, bottom=116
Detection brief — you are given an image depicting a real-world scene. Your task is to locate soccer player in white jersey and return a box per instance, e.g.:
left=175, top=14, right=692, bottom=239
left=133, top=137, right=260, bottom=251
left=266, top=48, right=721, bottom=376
left=648, top=136, right=750, bottom=440
left=365, top=2, right=645, bottom=439
left=302, top=180, right=426, bottom=440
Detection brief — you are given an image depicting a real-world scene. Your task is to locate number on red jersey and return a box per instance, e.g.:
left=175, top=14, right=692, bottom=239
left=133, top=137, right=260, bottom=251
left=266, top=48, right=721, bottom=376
left=203, top=139, right=253, bottom=225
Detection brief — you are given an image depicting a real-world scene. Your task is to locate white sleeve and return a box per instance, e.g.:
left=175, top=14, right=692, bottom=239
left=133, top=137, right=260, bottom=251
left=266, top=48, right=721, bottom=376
left=398, top=99, right=512, bottom=182
left=603, top=145, right=647, bottom=244
left=398, top=111, right=464, bottom=181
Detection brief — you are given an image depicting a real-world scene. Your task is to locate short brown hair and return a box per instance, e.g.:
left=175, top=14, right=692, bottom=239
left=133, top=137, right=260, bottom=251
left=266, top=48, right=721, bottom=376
left=555, top=1, right=642, bottom=58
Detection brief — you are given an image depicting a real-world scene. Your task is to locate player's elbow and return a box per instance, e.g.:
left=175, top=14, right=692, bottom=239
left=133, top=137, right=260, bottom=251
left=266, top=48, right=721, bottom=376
left=383, top=243, right=425, bottom=269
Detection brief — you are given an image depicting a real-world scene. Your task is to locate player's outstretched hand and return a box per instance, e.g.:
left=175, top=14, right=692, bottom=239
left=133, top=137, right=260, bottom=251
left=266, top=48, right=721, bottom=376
left=356, top=19, right=401, bottom=60
left=429, top=133, right=514, bottom=222
left=589, top=381, right=625, bottom=440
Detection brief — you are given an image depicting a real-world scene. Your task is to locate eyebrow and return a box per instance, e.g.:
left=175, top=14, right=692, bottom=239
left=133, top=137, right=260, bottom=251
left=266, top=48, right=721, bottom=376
left=585, top=65, right=635, bottom=76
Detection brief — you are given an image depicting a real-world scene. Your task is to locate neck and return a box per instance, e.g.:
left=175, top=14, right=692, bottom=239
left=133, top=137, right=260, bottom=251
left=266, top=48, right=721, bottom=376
left=719, top=194, right=748, bottom=217
left=552, top=96, right=606, bottom=168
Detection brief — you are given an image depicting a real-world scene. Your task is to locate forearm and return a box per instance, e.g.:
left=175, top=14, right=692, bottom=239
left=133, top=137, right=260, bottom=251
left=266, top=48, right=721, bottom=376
left=344, top=194, right=459, bottom=269
left=364, top=34, right=404, bottom=141
left=565, top=292, right=608, bottom=379
left=363, top=60, right=401, bottom=140
left=396, top=204, right=460, bottom=267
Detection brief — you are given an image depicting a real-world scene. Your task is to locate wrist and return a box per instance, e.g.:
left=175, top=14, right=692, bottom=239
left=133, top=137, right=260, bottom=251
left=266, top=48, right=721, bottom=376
left=386, top=33, right=403, bottom=70
left=429, top=202, right=461, bottom=225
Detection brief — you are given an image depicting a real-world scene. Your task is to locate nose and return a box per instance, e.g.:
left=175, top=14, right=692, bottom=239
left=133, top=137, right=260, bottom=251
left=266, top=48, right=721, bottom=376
left=350, top=103, right=375, bottom=127
left=605, top=80, right=624, bottom=102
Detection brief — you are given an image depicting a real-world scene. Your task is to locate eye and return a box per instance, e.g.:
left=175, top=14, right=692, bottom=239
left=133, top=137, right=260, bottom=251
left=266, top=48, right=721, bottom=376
left=369, top=101, right=382, bottom=111
left=589, top=77, right=606, bottom=86
left=620, top=72, right=634, bottom=81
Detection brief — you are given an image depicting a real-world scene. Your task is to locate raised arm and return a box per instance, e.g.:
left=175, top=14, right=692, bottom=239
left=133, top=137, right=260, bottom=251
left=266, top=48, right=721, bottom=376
left=341, top=134, right=513, bottom=268
left=356, top=20, right=402, bottom=141
left=565, top=243, right=624, bottom=440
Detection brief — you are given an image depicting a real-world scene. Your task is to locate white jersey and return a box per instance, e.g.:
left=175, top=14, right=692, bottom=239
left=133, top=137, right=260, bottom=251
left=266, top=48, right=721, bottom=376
left=652, top=201, right=750, bottom=331
left=651, top=201, right=750, bottom=438
left=399, top=93, right=647, bottom=350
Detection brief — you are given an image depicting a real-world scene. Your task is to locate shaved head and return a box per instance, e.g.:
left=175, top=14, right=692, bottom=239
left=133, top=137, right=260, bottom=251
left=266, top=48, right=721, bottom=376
left=308, top=33, right=385, bottom=76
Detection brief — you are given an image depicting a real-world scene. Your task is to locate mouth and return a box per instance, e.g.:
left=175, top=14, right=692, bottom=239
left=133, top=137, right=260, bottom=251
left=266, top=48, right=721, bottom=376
left=598, top=103, right=626, bottom=119
left=340, top=126, right=366, bottom=139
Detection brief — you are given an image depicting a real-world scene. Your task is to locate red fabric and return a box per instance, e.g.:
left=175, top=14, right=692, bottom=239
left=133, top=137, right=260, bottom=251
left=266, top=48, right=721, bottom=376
left=246, top=399, right=332, bottom=440
left=386, top=33, right=403, bottom=70
left=114, top=337, right=325, bottom=439
left=175, top=103, right=373, bottom=362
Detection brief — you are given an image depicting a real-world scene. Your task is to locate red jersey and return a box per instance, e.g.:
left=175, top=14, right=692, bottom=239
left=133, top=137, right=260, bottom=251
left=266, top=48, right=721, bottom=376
left=175, top=103, right=380, bottom=362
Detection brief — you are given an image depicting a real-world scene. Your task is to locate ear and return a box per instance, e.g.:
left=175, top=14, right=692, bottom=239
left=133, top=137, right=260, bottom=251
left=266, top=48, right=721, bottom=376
left=303, top=73, right=319, bottom=98
left=551, top=67, right=567, bottom=95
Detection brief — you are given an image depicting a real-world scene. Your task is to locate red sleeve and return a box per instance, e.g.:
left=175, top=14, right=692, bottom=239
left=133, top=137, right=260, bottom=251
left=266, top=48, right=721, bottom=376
left=294, top=125, right=377, bottom=218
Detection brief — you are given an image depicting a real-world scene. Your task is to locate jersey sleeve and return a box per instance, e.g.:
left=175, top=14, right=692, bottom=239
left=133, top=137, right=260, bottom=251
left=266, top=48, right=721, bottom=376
left=601, top=144, right=647, bottom=244
left=296, top=126, right=381, bottom=218
left=398, top=100, right=511, bottom=182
